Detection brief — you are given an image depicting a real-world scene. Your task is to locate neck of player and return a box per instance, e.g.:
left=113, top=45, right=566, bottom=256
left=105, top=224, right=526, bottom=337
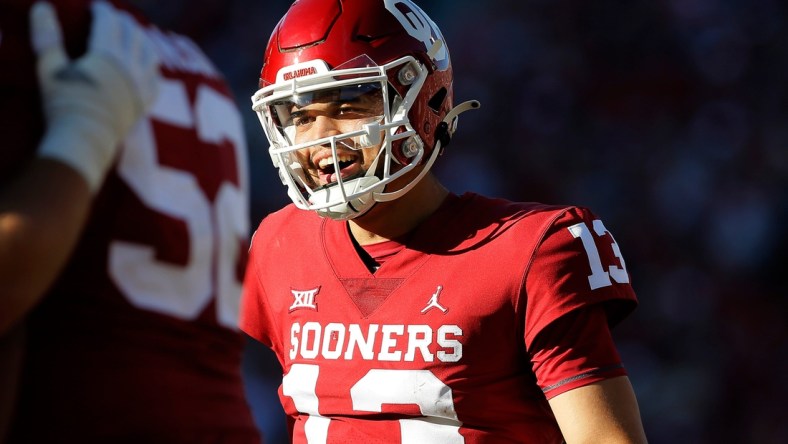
left=348, top=171, right=448, bottom=246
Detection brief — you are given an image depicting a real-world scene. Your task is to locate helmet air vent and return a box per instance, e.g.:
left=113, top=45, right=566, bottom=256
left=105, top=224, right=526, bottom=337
left=427, top=87, right=448, bottom=112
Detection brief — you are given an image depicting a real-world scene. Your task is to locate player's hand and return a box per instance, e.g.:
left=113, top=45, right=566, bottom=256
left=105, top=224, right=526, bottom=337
left=30, top=1, right=160, bottom=192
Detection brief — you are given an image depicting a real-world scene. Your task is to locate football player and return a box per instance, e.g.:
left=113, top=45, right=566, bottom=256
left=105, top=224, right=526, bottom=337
left=241, top=0, right=647, bottom=442
left=0, top=1, right=260, bottom=442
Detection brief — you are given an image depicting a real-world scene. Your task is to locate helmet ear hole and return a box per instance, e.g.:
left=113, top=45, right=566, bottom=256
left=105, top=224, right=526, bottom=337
left=428, top=87, right=448, bottom=112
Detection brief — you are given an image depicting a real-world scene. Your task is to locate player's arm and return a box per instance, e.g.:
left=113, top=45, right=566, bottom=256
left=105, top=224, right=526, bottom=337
left=529, top=306, right=647, bottom=444
left=549, top=376, right=647, bottom=444
left=525, top=207, right=646, bottom=443
left=0, top=161, right=95, bottom=334
left=0, top=1, right=159, bottom=335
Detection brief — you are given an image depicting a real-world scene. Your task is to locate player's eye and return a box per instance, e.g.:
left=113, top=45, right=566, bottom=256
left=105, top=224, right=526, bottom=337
left=290, top=111, right=314, bottom=127
left=337, top=104, right=374, bottom=119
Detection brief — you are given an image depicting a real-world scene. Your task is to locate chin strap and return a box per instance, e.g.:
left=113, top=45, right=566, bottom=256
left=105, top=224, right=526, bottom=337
left=446, top=100, right=482, bottom=127
left=435, top=99, right=481, bottom=152
left=374, top=99, right=481, bottom=203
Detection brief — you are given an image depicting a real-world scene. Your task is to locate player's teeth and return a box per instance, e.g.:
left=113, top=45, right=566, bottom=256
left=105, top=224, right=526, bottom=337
left=318, top=156, right=352, bottom=169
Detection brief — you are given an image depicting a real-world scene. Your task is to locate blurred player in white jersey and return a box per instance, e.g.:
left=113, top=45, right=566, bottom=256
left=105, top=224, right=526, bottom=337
left=241, top=0, right=647, bottom=442
left=0, top=1, right=261, bottom=442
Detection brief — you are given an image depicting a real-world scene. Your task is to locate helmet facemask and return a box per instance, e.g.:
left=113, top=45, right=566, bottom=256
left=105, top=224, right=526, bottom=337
left=252, top=55, right=430, bottom=220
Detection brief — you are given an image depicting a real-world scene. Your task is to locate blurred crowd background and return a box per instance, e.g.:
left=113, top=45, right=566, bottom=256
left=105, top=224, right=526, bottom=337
left=134, top=0, right=787, bottom=442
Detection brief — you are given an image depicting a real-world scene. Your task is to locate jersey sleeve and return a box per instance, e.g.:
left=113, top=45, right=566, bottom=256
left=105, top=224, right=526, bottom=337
left=523, top=207, right=637, bottom=348
left=530, top=305, right=628, bottom=399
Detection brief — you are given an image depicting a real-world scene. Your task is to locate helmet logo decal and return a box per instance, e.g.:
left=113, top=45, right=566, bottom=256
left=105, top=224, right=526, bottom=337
left=384, top=0, right=448, bottom=63
left=275, top=59, right=330, bottom=83
left=283, top=66, right=317, bottom=81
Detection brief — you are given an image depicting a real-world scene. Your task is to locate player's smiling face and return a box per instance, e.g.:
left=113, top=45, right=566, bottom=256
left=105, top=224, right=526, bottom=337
left=287, top=85, right=385, bottom=189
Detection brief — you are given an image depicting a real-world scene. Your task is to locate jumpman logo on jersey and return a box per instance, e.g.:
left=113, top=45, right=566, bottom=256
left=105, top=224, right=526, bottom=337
left=289, top=287, right=319, bottom=312
left=420, top=285, right=448, bottom=314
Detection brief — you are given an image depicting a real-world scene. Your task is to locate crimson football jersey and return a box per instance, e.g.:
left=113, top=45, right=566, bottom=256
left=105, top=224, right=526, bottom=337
left=241, top=192, right=637, bottom=443
left=1, top=1, right=259, bottom=442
